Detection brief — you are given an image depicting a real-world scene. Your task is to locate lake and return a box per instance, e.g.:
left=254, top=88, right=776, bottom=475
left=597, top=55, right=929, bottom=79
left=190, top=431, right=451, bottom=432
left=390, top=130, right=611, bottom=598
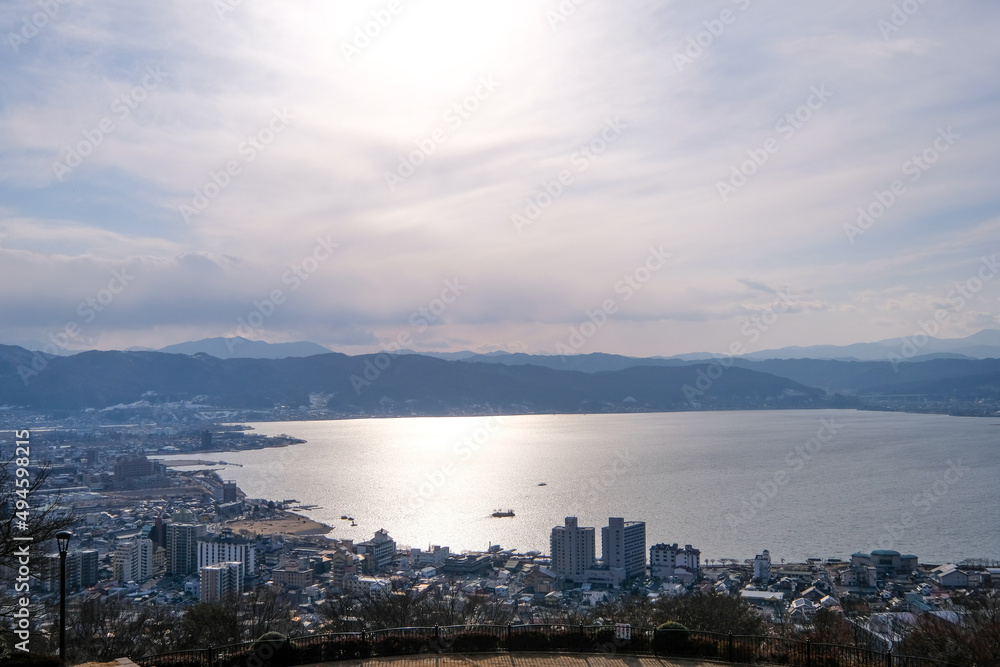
left=156, top=409, right=1000, bottom=564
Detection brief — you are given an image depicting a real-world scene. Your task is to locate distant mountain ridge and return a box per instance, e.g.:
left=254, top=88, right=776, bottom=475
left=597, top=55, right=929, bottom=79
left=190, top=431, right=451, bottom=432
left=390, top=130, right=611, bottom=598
left=395, top=330, right=1000, bottom=365
left=4, top=330, right=1000, bottom=416
left=0, top=345, right=837, bottom=413
left=25, top=329, right=1000, bottom=363
left=731, top=329, right=1000, bottom=361
left=156, top=337, right=332, bottom=359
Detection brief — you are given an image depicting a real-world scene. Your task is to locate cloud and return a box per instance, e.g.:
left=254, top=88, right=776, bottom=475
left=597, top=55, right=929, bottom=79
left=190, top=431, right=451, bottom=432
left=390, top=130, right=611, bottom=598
left=1, top=0, right=999, bottom=355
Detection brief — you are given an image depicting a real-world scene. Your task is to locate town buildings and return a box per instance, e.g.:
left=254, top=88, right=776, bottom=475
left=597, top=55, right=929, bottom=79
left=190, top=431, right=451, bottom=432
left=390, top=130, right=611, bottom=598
left=356, top=528, right=396, bottom=574
left=113, top=538, right=153, bottom=584
left=198, top=528, right=256, bottom=578
left=200, top=561, right=244, bottom=601
left=754, top=550, right=771, bottom=584
left=602, top=517, right=646, bottom=579
left=550, top=517, right=595, bottom=581
left=649, top=543, right=700, bottom=581
left=167, top=523, right=206, bottom=575
left=14, top=426, right=996, bottom=649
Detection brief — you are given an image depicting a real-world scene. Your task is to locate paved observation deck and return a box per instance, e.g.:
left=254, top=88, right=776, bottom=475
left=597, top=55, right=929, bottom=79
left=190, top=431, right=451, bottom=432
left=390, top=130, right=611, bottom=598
left=305, top=653, right=725, bottom=667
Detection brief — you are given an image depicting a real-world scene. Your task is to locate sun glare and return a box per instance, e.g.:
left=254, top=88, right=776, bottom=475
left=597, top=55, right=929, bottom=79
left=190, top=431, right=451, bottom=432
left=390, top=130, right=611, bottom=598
left=362, top=0, right=532, bottom=88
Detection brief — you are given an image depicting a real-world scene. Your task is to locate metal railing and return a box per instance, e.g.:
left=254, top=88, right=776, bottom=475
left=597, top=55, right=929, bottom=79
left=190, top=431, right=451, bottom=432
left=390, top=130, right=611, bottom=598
left=134, top=624, right=969, bottom=667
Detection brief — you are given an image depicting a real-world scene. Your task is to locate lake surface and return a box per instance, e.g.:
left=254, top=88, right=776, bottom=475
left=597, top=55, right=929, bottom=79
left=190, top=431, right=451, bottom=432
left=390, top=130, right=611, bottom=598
left=156, top=410, right=1000, bottom=563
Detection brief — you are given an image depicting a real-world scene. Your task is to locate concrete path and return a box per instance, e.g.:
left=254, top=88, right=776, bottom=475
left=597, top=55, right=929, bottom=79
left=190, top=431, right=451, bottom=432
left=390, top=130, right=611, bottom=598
left=307, top=653, right=727, bottom=667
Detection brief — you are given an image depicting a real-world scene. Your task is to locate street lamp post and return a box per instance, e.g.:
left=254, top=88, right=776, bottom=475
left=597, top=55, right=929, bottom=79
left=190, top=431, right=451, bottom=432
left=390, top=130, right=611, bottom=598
left=56, top=530, right=72, bottom=663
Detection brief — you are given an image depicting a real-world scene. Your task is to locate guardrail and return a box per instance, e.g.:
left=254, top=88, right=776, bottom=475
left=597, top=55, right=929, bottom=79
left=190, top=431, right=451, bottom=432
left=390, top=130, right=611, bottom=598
left=134, top=624, right=967, bottom=667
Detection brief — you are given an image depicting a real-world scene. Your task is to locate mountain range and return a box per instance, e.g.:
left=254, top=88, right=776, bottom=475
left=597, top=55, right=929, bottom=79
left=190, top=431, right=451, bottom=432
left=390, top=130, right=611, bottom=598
left=106, top=329, right=1000, bottom=363
left=3, top=330, right=1000, bottom=416
left=155, top=337, right=332, bottom=360
left=0, top=345, right=837, bottom=413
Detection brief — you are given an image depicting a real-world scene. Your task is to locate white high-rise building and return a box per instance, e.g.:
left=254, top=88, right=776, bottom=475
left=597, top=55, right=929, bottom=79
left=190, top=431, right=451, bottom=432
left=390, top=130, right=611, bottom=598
left=602, top=517, right=646, bottom=579
left=198, top=528, right=255, bottom=578
left=113, top=538, right=153, bottom=584
left=550, top=517, right=595, bottom=581
left=754, top=550, right=771, bottom=584
left=200, top=561, right=244, bottom=602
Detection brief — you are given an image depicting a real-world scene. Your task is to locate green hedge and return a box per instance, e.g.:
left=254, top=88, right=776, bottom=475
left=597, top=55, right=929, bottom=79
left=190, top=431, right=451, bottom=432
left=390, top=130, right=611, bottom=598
left=652, top=622, right=690, bottom=656
left=448, top=631, right=502, bottom=653
left=506, top=631, right=552, bottom=652
left=324, top=637, right=371, bottom=660
left=372, top=634, right=434, bottom=656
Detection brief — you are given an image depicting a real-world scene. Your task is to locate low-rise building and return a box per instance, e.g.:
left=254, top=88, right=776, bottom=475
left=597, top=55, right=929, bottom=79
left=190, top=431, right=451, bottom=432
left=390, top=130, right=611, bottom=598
left=273, top=566, right=314, bottom=589
left=650, top=543, right=700, bottom=579
left=441, top=554, right=493, bottom=576
left=356, top=529, right=396, bottom=574
left=932, top=564, right=969, bottom=588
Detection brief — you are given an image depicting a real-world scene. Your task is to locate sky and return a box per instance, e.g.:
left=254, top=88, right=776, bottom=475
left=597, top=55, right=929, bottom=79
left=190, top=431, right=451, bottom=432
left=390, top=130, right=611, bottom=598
left=1, top=0, right=999, bottom=358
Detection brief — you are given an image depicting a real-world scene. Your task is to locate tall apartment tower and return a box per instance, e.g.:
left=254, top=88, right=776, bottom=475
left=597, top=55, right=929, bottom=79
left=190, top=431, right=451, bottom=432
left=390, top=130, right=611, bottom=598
left=78, top=549, right=99, bottom=588
left=200, top=561, right=244, bottom=602
left=602, top=517, right=646, bottom=578
left=550, top=517, right=595, bottom=581
left=166, top=523, right=206, bottom=575
left=198, top=529, right=256, bottom=578
left=113, top=539, right=153, bottom=584
left=753, top=550, right=771, bottom=584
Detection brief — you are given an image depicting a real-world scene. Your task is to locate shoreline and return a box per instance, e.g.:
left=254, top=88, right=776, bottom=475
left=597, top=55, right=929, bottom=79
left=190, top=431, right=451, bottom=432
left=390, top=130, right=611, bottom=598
left=227, top=509, right=334, bottom=537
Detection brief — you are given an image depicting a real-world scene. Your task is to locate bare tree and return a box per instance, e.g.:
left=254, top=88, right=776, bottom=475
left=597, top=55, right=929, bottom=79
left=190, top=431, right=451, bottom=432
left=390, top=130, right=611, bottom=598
left=801, top=608, right=854, bottom=644
left=1, top=456, right=75, bottom=607
left=177, top=596, right=242, bottom=649
left=62, top=594, right=176, bottom=663
left=319, top=579, right=516, bottom=632
left=0, top=453, right=75, bottom=653
left=176, top=586, right=299, bottom=649
left=241, top=585, right=300, bottom=640
left=653, top=591, right=765, bottom=635
left=898, top=590, right=1000, bottom=666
